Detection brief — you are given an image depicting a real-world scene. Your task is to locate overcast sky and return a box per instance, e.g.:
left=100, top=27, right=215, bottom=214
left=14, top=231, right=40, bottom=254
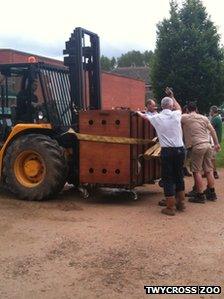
left=1, top=0, right=224, bottom=60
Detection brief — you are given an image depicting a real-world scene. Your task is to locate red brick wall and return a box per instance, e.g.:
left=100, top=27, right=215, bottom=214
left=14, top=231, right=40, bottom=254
left=101, top=72, right=145, bottom=110
left=0, top=49, right=145, bottom=110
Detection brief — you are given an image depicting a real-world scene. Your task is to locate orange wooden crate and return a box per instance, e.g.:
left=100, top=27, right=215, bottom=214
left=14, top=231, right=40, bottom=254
left=79, top=110, right=160, bottom=187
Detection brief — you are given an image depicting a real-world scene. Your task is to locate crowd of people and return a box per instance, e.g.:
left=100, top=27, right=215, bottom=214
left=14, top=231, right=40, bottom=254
left=137, top=88, right=222, bottom=216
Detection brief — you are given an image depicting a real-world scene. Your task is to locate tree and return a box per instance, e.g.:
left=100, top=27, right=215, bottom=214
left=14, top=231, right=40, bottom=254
left=100, top=56, right=117, bottom=71
left=152, top=0, right=224, bottom=112
left=100, top=55, right=112, bottom=71
left=110, top=57, right=117, bottom=69
left=117, top=50, right=145, bottom=67
left=143, top=50, right=154, bottom=66
left=100, top=51, right=154, bottom=70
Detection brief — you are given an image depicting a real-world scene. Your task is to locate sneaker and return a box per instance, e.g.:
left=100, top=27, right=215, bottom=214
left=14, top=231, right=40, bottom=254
left=189, top=193, right=206, bottom=204
left=185, top=189, right=196, bottom=197
left=204, top=188, right=217, bottom=201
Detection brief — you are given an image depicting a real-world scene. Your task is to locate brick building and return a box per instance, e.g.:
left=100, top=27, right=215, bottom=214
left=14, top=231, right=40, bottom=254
left=0, top=49, right=145, bottom=110
left=0, top=49, right=64, bottom=67
left=110, top=66, right=152, bottom=100
left=101, top=72, right=145, bottom=110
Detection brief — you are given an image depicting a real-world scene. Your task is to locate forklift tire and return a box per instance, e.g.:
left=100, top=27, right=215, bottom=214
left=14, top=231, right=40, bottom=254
left=3, top=134, right=68, bottom=201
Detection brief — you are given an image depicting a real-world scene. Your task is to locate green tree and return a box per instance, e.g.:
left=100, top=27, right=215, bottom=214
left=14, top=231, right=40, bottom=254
left=143, top=50, right=154, bottom=66
left=100, top=56, right=117, bottom=70
left=100, top=55, right=112, bottom=71
left=152, top=0, right=224, bottom=112
left=110, top=57, right=117, bottom=69
left=117, top=50, right=145, bottom=67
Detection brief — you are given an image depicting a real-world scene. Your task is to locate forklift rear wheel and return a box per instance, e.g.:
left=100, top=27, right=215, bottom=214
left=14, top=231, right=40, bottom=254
left=3, top=134, right=68, bottom=201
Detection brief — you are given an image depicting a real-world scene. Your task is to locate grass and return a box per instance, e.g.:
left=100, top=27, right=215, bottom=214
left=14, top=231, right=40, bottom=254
left=216, top=124, right=224, bottom=168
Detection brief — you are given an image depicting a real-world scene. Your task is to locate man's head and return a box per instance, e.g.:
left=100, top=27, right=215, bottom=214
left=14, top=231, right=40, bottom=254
left=161, top=97, right=174, bottom=110
left=187, top=101, right=198, bottom=113
left=210, top=105, right=219, bottom=116
left=146, top=99, right=157, bottom=113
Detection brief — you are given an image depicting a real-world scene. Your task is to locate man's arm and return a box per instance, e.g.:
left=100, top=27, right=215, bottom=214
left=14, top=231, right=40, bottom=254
left=165, top=87, right=181, bottom=111
left=172, top=97, right=182, bottom=111
left=137, top=111, right=158, bottom=130
left=136, top=111, right=149, bottom=120
left=207, top=123, right=221, bottom=152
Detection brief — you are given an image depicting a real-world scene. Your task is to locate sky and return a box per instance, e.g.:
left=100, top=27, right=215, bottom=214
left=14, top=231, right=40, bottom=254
left=1, top=0, right=224, bottom=60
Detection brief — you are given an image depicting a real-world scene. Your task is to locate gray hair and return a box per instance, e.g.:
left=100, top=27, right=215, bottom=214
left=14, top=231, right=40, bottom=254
left=161, top=97, right=173, bottom=109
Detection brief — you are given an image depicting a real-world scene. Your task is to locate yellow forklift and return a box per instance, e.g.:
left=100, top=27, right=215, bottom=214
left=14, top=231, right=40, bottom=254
left=0, top=28, right=160, bottom=201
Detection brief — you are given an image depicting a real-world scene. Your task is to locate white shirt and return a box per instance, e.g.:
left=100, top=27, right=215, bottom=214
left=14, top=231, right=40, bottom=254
left=146, top=111, right=157, bottom=116
left=147, top=109, right=184, bottom=147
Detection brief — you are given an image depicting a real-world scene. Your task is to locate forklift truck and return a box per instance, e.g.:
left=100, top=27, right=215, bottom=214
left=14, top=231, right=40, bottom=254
left=0, top=28, right=160, bottom=200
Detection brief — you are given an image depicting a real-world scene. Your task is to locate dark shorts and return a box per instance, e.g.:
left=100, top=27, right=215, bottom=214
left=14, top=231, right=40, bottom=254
left=161, top=147, right=185, bottom=197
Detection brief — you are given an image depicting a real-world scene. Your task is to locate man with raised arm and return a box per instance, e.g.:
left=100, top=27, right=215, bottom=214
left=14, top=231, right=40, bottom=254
left=137, top=88, right=185, bottom=216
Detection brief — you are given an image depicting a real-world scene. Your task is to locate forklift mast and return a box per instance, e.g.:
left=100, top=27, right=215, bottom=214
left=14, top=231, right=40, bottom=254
left=63, top=27, right=101, bottom=115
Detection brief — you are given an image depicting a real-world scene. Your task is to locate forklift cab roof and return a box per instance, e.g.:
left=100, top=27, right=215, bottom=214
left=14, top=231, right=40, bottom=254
left=0, top=62, right=68, bottom=75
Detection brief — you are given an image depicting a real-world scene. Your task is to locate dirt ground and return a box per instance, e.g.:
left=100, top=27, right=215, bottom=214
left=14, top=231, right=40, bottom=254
left=0, top=169, right=223, bottom=299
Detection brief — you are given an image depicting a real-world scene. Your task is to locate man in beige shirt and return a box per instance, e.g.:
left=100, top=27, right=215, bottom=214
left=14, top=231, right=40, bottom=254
left=181, top=102, right=221, bottom=203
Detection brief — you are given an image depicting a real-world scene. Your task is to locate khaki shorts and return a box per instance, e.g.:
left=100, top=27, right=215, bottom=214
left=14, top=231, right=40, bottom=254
left=190, top=144, right=213, bottom=172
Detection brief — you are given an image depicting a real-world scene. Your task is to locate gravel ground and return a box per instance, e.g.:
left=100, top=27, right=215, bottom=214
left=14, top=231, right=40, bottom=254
left=0, top=169, right=223, bottom=299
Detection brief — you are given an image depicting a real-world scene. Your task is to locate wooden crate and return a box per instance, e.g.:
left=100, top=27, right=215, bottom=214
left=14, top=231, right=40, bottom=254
left=79, top=110, right=160, bottom=187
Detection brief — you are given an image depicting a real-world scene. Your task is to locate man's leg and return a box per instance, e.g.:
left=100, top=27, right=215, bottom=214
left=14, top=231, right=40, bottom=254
left=188, top=171, right=206, bottom=203
left=161, top=196, right=176, bottom=216
left=203, top=147, right=217, bottom=201
left=188, top=147, right=206, bottom=203
left=174, top=148, right=186, bottom=211
left=176, top=191, right=186, bottom=211
left=206, top=171, right=215, bottom=188
left=160, top=148, right=176, bottom=216
left=204, top=172, right=217, bottom=201
left=185, top=149, right=196, bottom=196
left=193, top=171, right=204, bottom=193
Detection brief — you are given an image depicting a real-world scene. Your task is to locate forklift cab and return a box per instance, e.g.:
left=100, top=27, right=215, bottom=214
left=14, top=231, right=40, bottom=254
left=0, top=27, right=102, bottom=146
left=0, top=70, right=17, bottom=143
left=0, top=62, right=73, bottom=144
